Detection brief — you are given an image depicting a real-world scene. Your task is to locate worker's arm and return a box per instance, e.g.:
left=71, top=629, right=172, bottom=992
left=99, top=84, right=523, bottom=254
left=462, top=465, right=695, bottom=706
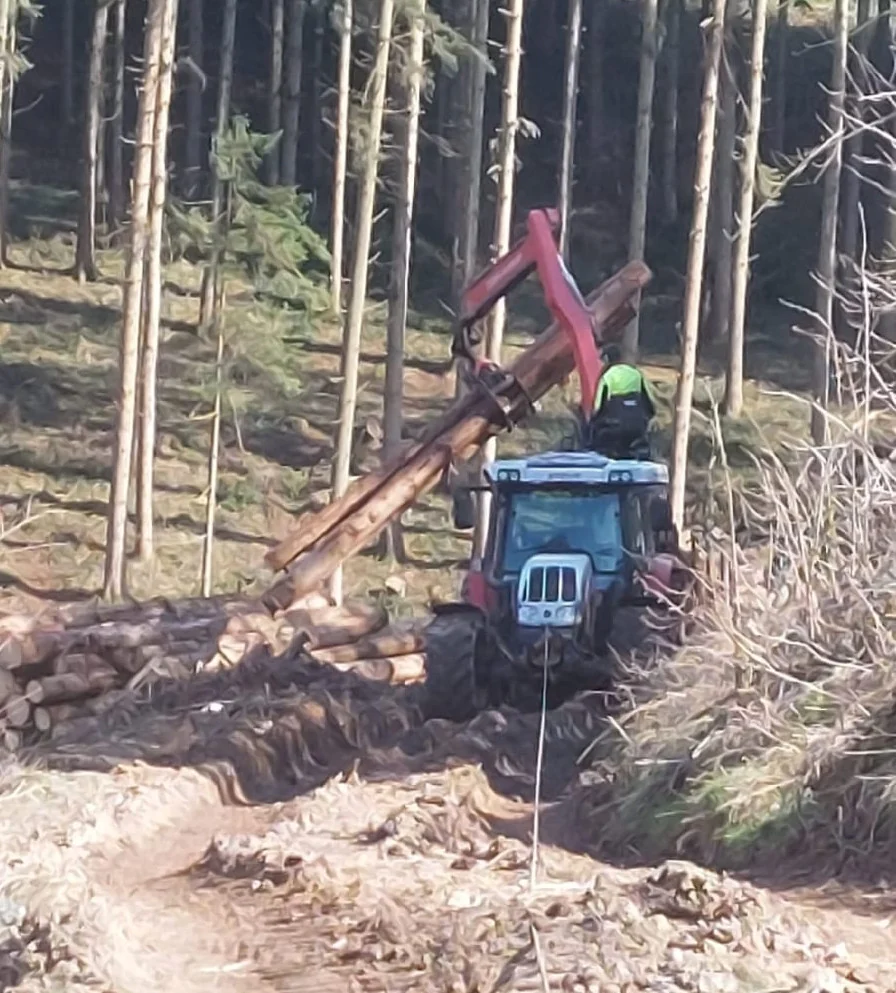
left=594, top=377, right=608, bottom=414
left=640, top=374, right=657, bottom=418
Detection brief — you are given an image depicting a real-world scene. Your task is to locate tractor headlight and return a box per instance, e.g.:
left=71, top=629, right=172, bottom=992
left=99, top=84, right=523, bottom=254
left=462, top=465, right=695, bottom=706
left=518, top=604, right=541, bottom=625
left=554, top=605, right=577, bottom=625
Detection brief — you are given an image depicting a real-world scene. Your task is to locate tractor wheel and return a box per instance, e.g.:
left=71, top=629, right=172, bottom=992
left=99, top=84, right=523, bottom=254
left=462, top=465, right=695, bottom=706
left=420, top=613, right=488, bottom=722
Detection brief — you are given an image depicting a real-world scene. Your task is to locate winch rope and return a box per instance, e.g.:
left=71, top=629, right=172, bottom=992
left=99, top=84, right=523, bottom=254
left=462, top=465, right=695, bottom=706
left=529, top=630, right=550, bottom=892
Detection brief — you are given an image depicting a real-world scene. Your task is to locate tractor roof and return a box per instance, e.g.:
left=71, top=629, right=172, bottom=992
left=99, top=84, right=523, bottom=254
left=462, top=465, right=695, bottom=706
left=486, top=450, right=669, bottom=486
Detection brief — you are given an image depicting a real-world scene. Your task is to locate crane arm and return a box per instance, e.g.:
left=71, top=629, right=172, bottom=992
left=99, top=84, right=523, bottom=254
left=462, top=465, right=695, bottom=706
left=453, top=207, right=606, bottom=414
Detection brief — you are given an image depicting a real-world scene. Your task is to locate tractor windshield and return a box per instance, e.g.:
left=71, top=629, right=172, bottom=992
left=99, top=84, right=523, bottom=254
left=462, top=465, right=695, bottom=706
left=500, top=489, right=624, bottom=575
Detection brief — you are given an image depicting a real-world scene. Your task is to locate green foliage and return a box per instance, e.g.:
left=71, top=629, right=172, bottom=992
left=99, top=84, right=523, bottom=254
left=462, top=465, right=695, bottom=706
left=168, top=116, right=330, bottom=313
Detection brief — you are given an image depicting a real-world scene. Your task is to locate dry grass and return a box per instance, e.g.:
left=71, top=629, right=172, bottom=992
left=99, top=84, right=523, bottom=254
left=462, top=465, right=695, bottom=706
left=0, top=222, right=815, bottom=622
left=567, top=339, right=896, bottom=877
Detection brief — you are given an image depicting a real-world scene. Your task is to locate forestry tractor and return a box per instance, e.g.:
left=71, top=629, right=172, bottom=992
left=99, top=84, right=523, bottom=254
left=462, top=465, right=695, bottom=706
left=422, top=208, right=687, bottom=721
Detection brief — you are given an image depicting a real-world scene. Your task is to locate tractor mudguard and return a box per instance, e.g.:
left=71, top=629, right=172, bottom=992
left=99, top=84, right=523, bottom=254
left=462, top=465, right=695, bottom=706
left=430, top=600, right=488, bottom=621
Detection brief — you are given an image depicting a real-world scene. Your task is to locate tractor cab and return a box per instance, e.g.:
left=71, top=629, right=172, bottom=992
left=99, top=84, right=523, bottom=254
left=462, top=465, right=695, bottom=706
left=452, top=451, right=678, bottom=653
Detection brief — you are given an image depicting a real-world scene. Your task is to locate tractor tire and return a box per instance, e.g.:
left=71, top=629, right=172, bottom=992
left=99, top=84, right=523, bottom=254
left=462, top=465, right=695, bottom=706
left=420, top=613, right=488, bottom=723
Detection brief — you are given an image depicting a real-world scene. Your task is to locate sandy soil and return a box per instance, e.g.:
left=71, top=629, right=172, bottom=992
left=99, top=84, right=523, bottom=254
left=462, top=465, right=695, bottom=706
left=1, top=654, right=895, bottom=993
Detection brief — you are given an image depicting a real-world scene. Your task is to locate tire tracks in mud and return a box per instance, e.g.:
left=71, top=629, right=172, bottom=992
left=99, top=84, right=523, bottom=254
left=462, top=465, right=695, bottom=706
left=3, top=650, right=896, bottom=991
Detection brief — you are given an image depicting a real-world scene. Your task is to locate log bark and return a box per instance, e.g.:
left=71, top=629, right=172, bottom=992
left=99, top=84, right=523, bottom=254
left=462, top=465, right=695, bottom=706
left=5, top=696, right=30, bottom=728
left=0, top=667, right=16, bottom=704
left=332, top=652, right=426, bottom=683
left=2, top=727, right=21, bottom=750
left=27, top=667, right=118, bottom=706
left=310, top=622, right=426, bottom=664
left=288, top=601, right=389, bottom=649
left=264, top=262, right=651, bottom=608
left=32, top=707, right=52, bottom=732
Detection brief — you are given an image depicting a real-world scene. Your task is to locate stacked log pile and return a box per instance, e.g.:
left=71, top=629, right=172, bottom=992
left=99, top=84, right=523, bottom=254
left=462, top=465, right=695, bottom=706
left=0, top=594, right=428, bottom=748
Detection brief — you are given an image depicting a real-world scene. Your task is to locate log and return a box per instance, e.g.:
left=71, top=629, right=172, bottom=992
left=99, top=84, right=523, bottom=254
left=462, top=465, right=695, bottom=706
left=0, top=668, right=18, bottom=705
left=286, top=601, right=389, bottom=650
left=263, top=262, right=650, bottom=609
left=32, top=707, right=52, bottom=733
left=330, top=652, right=426, bottom=684
left=58, top=593, right=274, bottom=629
left=108, top=639, right=217, bottom=674
left=310, top=621, right=426, bottom=665
left=2, top=728, right=22, bottom=751
left=264, top=410, right=475, bottom=574
left=26, top=666, right=118, bottom=706
left=0, top=637, right=23, bottom=670
left=46, top=703, right=81, bottom=725
left=5, top=696, right=31, bottom=728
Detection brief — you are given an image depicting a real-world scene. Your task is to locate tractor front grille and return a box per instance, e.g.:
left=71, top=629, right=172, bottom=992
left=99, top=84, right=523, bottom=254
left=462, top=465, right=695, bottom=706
left=522, top=565, right=577, bottom=604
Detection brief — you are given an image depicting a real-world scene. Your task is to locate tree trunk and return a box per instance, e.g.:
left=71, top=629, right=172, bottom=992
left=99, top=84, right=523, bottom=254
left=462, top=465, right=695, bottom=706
left=668, top=0, right=727, bottom=529
left=771, top=0, right=788, bottom=155
left=558, top=0, right=583, bottom=257
left=109, top=0, right=126, bottom=234
left=707, top=48, right=736, bottom=341
left=267, top=0, right=284, bottom=184
left=810, top=0, right=847, bottom=445
left=267, top=264, right=650, bottom=609
left=63, top=0, right=75, bottom=128
left=202, top=283, right=226, bottom=596
left=585, top=0, right=606, bottom=186
left=103, top=0, right=167, bottom=600
left=839, top=0, right=873, bottom=266
left=184, top=0, right=203, bottom=199
left=724, top=0, right=768, bottom=417
left=280, top=0, right=306, bottom=187
left=330, top=0, right=352, bottom=312
left=661, top=0, right=681, bottom=224
left=474, top=0, right=525, bottom=556
left=383, top=0, right=425, bottom=562
left=0, top=3, right=13, bottom=266
left=198, top=0, right=238, bottom=328
left=309, top=5, right=326, bottom=209
left=96, top=58, right=108, bottom=233
left=459, top=0, right=490, bottom=288
left=328, top=0, right=395, bottom=604
left=75, top=0, right=109, bottom=284
left=136, top=0, right=179, bottom=563
left=448, top=0, right=477, bottom=303
left=623, top=0, right=660, bottom=359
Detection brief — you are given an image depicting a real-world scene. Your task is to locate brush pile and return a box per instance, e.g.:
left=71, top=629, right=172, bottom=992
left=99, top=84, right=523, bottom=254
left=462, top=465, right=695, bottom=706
left=569, top=401, right=896, bottom=867
left=0, top=592, right=428, bottom=748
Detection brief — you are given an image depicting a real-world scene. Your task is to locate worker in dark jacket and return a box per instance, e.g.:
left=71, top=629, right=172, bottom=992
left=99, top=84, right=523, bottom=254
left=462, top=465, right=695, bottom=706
left=588, top=343, right=656, bottom=458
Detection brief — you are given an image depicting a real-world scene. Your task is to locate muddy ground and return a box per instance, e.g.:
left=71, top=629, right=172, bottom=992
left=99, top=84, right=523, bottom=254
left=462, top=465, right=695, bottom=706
left=0, top=651, right=894, bottom=993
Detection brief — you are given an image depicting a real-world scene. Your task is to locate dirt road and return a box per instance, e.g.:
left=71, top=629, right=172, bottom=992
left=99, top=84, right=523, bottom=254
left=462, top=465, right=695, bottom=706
left=1, top=654, right=894, bottom=993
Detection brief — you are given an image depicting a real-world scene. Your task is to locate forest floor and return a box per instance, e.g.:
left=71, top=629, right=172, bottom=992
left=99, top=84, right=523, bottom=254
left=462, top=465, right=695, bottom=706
left=3, top=190, right=894, bottom=992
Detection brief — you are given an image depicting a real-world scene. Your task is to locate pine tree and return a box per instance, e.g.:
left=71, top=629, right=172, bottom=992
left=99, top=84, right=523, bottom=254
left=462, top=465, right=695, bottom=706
left=75, top=0, right=110, bottom=283
left=384, top=0, right=426, bottom=560
left=558, top=0, right=582, bottom=257
left=103, top=0, right=168, bottom=599
left=811, top=0, right=848, bottom=444
left=136, top=0, right=180, bottom=562
left=724, top=0, right=768, bottom=416
left=623, top=0, right=659, bottom=358
left=329, top=0, right=395, bottom=603
left=669, top=0, right=727, bottom=528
